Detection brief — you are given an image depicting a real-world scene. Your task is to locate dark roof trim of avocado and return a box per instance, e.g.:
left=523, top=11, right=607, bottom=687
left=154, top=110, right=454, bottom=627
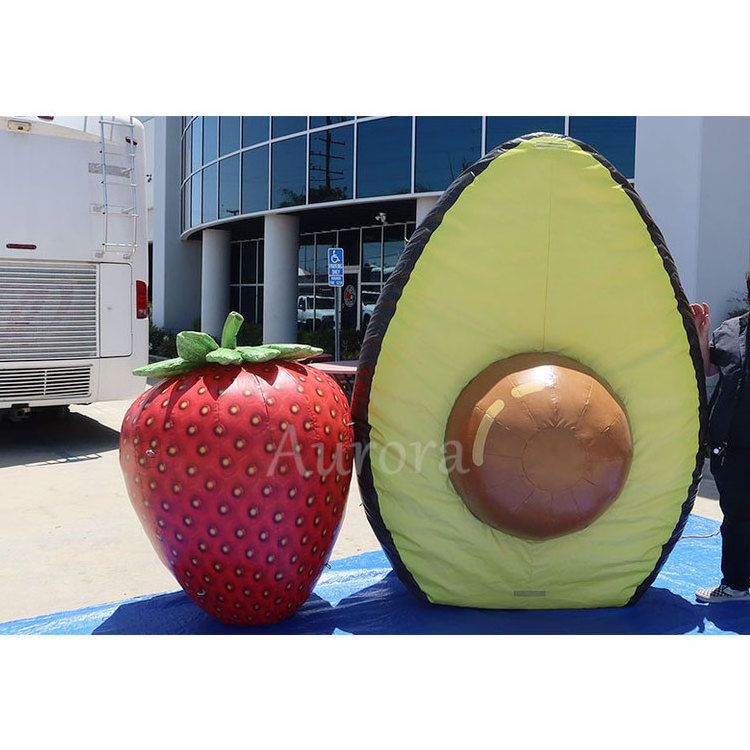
left=352, top=132, right=707, bottom=607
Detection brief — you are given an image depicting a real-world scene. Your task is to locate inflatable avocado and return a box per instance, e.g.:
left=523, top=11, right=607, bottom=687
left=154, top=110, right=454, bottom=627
left=352, top=132, right=706, bottom=609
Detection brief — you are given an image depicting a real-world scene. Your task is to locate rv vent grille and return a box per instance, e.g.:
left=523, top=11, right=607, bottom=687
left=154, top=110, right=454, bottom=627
left=0, top=366, right=92, bottom=402
left=0, top=261, right=98, bottom=361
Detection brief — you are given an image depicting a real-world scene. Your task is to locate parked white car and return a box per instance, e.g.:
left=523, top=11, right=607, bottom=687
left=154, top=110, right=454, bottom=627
left=297, top=295, right=335, bottom=328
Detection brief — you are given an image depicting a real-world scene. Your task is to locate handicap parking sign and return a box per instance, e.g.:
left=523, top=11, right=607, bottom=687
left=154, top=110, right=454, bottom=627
left=328, top=247, right=344, bottom=287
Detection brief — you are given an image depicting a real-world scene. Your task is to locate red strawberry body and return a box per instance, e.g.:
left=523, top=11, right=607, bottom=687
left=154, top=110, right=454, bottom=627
left=119, top=360, right=353, bottom=626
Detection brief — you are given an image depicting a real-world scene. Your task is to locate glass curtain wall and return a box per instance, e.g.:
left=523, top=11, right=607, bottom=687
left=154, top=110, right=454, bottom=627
left=296, top=222, right=415, bottom=333
left=181, top=117, right=637, bottom=233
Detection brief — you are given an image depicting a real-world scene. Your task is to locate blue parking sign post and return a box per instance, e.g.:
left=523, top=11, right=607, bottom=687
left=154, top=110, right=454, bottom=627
left=328, top=248, right=344, bottom=360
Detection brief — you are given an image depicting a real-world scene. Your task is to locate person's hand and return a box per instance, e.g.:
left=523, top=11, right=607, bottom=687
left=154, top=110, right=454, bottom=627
left=690, top=302, right=711, bottom=339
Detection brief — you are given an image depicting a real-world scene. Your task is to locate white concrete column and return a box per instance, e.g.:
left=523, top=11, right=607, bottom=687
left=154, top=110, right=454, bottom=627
left=263, top=213, right=299, bottom=344
left=416, top=195, right=440, bottom=227
left=201, top=228, right=232, bottom=339
left=152, top=116, right=202, bottom=331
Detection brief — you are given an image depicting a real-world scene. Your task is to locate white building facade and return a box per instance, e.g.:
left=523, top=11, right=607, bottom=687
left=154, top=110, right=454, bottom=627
left=149, top=116, right=750, bottom=343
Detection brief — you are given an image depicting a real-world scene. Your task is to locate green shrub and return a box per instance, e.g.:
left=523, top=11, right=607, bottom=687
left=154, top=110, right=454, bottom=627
left=237, top=323, right=264, bottom=347
left=297, top=326, right=362, bottom=360
left=149, top=322, right=178, bottom=358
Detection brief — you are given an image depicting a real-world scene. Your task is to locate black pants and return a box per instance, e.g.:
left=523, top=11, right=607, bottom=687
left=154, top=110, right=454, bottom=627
left=711, top=448, right=750, bottom=590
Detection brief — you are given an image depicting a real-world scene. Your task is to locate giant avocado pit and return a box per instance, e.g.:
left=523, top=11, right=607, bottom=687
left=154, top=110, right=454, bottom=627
left=445, top=353, right=633, bottom=540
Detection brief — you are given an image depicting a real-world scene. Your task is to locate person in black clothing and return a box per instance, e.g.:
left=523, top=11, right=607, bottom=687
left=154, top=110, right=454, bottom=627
left=691, top=276, right=750, bottom=603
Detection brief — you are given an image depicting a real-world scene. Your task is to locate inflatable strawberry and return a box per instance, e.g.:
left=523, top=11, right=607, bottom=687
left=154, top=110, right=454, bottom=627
left=119, top=312, right=353, bottom=626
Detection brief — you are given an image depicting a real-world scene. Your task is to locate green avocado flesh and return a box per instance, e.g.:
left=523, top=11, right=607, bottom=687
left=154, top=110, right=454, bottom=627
left=362, top=135, right=702, bottom=609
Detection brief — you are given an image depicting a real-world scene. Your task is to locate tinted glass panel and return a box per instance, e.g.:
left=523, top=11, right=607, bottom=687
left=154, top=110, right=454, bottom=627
left=568, top=116, right=636, bottom=179
left=415, top=116, right=482, bottom=192
left=202, top=163, right=218, bottom=223
left=219, top=155, right=240, bottom=218
left=203, top=116, right=219, bottom=163
left=383, top=224, right=405, bottom=282
left=183, top=123, right=192, bottom=179
left=314, top=288, right=335, bottom=329
left=339, top=229, right=360, bottom=267
left=191, top=172, right=201, bottom=226
left=362, top=227, right=381, bottom=282
left=271, top=137, right=306, bottom=208
left=272, top=116, right=307, bottom=138
left=191, top=118, right=203, bottom=171
left=242, top=146, right=269, bottom=214
left=219, top=116, right=241, bottom=156
left=230, top=244, right=241, bottom=285
left=298, top=236, right=315, bottom=280
left=240, top=286, right=257, bottom=324
left=310, top=116, right=353, bottom=128
left=361, top=285, right=379, bottom=326
left=298, top=285, right=314, bottom=327
left=315, top=233, right=336, bottom=284
left=257, top=240, right=264, bottom=281
left=243, top=116, right=269, bottom=147
left=182, top=183, right=189, bottom=233
left=230, top=285, right=240, bottom=314
left=357, top=118, right=412, bottom=198
left=241, top=242, right=258, bottom=284
left=485, top=116, right=565, bottom=152
left=309, top=124, right=353, bottom=203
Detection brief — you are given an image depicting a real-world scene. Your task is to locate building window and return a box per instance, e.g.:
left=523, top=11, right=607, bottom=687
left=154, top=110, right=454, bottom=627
left=415, top=116, right=482, bottom=192
left=298, top=236, right=315, bottom=279
left=183, top=122, right=192, bottom=180
left=191, top=118, right=203, bottom=172
left=242, top=146, right=269, bottom=214
left=485, top=116, right=565, bottom=152
left=230, top=239, right=264, bottom=327
left=202, top=163, right=218, bottom=223
left=272, top=116, right=307, bottom=139
left=356, top=117, right=412, bottom=198
left=296, top=224, right=408, bottom=332
left=182, top=181, right=190, bottom=233
left=219, top=155, right=240, bottom=218
left=339, top=228, right=360, bottom=267
left=191, top=172, right=201, bottom=227
left=309, top=124, right=353, bottom=203
left=361, top=226, right=382, bottom=284
left=219, top=116, right=241, bottom=157
left=243, top=117, right=269, bottom=147
left=310, top=116, right=353, bottom=128
left=568, top=116, right=636, bottom=179
left=315, top=232, right=336, bottom=285
left=382, top=224, right=406, bottom=283
left=203, top=116, right=219, bottom=164
left=272, top=136, right=306, bottom=208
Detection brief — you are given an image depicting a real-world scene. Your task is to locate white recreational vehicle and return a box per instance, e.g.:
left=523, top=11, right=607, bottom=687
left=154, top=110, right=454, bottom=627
left=0, top=116, right=149, bottom=420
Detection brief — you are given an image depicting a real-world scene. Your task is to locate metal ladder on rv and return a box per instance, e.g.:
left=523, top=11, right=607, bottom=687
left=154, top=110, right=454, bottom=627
left=90, top=116, right=138, bottom=259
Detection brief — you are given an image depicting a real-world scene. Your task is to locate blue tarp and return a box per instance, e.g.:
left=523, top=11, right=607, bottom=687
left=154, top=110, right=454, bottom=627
left=2, top=514, right=748, bottom=635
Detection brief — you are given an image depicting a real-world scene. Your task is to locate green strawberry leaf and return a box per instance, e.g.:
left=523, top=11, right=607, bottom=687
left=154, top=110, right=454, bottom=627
left=133, top=357, right=197, bottom=377
left=236, top=346, right=280, bottom=363
left=205, top=347, right=244, bottom=365
left=133, top=312, right=328, bottom=380
left=267, top=344, right=324, bottom=361
left=176, top=330, right=220, bottom=362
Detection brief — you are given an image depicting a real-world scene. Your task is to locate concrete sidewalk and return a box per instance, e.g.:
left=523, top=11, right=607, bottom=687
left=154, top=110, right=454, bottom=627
left=0, top=393, right=722, bottom=624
